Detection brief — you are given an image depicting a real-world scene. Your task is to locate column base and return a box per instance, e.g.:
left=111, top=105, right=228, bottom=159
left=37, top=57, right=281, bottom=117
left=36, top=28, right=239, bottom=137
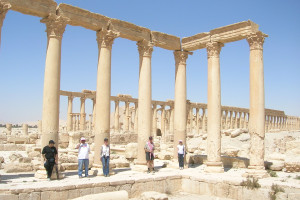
left=34, top=167, right=65, bottom=180
left=243, top=165, right=268, bottom=179
left=205, top=161, right=224, bottom=173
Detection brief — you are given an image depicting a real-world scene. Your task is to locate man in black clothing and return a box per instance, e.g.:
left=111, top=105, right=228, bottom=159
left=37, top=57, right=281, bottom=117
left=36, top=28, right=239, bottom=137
left=42, top=140, right=58, bottom=181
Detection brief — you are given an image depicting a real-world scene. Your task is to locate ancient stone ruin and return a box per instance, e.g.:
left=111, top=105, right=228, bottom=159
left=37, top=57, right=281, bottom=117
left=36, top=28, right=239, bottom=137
left=0, top=0, right=300, bottom=200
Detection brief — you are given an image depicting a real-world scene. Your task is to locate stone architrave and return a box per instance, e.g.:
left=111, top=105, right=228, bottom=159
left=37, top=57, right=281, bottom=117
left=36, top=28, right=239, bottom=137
left=136, top=40, right=153, bottom=165
left=173, top=50, right=192, bottom=160
left=94, top=29, right=119, bottom=167
left=0, top=2, right=11, bottom=48
left=80, top=97, right=86, bottom=130
left=114, top=100, right=120, bottom=131
left=205, top=41, right=224, bottom=173
left=67, top=96, right=74, bottom=131
left=245, top=31, right=268, bottom=178
left=40, top=15, right=68, bottom=150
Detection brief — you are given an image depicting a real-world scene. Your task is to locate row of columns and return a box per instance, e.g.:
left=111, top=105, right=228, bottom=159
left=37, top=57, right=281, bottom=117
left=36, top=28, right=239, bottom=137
left=0, top=7, right=271, bottom=176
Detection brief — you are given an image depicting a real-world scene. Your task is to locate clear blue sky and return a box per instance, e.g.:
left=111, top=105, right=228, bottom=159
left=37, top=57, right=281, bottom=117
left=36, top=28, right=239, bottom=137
left=0, top=0, right=299, bottom=123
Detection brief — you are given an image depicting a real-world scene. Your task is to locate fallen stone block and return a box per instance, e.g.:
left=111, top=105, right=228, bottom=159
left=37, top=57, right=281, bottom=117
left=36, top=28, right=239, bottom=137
left=140, top=191, right=168, bottom=200
left=72, top=190, right=128, bottom=200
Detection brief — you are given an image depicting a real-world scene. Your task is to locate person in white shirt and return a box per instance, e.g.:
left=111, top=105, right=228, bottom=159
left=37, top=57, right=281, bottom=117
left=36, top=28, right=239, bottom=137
left=75, top=137, right=90, bottom=178
left=177, top=140, right=185, bottom=170
left=101, top=138, right=110, bottom=177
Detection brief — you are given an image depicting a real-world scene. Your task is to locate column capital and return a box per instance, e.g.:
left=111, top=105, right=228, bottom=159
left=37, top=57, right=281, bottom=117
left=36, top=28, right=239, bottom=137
left=206, top=42, right=224, bottom=58
left=0, top=2, right=11, bottom=27
left=246, top=31, right=267, bottom=51
left=96, top=29, right=119, bottom=50
left=68, top=96, right=74, bottom=101
left=41, top=14, right=68, bottom=40
left=137, top=40, right=154, bottom=57
left=114, top=100, right=119, bottom=103
left=174, top=50, right=193, bottom=66
left=80, top=96, right=86, bottom=101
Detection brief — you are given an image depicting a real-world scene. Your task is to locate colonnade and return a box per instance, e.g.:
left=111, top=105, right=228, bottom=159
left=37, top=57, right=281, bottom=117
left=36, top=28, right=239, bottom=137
left=1, top=1, right=299, bottom=178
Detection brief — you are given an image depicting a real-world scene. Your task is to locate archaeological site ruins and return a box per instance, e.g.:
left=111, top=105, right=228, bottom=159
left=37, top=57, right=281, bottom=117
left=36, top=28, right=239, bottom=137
left=0, top=0, right=299, bottom=200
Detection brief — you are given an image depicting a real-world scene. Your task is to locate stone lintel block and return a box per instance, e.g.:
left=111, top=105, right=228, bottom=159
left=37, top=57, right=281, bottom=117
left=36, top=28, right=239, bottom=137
left=57, top=3, right=109, bottom=31
left=135, top=177, right=153, bottom=183
left=75, top=183, right=94, bottom=189
left=126, top=179, right=135, bottom=184
left=151, top=31, right=181, bottom=50
left=58, top=185, right=76, bottom=191
left=109, top=18, right=151, bottom=42
left=109, top=180, right=127, bottom=186
left=153, top=176, right=166, bottom=181
left=182, top=32, right=210, bottom=51
left=0, top=194, right=18, bottom=200
left=7, top=0, right=56, bottom=18
left=93, top=181, right=110, bottom=187
left=167, top=174, right=182, bottom=180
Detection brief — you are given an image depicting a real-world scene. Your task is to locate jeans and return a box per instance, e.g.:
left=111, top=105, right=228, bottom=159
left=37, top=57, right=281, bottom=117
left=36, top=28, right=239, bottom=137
left=178, top=154, right=184, bottom=167
left=101, top=156, right=110, bottom=175
left=78, top=159, right=89, bottom=177
left=44, top=160, right=55, bottom=178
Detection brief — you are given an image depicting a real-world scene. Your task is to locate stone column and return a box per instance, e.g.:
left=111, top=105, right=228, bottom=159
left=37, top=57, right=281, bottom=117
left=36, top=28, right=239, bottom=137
left=229, top=111, right=233, bottom=129
left=0, top=2, right=10, bottom=48
left=94, top=30, right=119, bottom=167
left=245, top=31, right=268, bottom=178
left=161, top=106, right=165, bottom=137
left=40, top=16, right=67, bottom=149
left=22, top=124, right=28, bottom=135
left=76, top=114, right=80, bottom=130
left=89, top=114, right=92, bottom=131
left=80, top=97, right=86, bottom=130
left=169, top=106, right=174, bottom=134
left=134, top=102, right=138, bottom=134
left=173, top=50, right=192, bottom=159
left=92, top=98, right=96, bottom=130
left=136, top=40, right=153, bottom=165
left=67, top=96, right=73, bottom=131
left=152, top=104, right=157, bottom=136
left=202, top=108, right=207, bottom=133
left=224, top=110, right=228, bottom=130
left=205, top=41, right=224, bottom=173
left=124, top=101, right=130, bottom=131
left=238, top=112, right=242, bottom=128
left=114, top=100, right=120, bottom=131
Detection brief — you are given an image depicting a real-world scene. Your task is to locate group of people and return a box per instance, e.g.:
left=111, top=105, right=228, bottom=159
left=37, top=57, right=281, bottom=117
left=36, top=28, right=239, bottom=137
left=42, top=136, right=186, bottom=180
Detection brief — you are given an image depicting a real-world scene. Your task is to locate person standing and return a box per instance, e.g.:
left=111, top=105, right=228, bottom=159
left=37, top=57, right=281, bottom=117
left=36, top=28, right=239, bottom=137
left=42, top=140, right=58, bottom=181
left=177, top=140, right=185, bottom=170
left=101, top=138, right=110, bottom=177
left=75, top=137, right=90, bottom=178
left=144, top=136, right=155, bottom=173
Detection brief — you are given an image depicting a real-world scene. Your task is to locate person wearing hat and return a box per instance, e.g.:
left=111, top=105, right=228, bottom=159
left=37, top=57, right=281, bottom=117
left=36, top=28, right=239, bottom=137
left=42, top=140, right=58, bottom=181
left=101, top=138, right=110, bottom=177
left=177, top=140, right=185, bottom=170
left=144, top=136, right=155, bottom=173
left=76, top=137, right=90, bottom=178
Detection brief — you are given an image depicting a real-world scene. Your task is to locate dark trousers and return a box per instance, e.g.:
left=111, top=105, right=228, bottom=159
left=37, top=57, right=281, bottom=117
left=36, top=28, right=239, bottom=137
left=44, top=161, right=55, bottom=178
left=178, top=154, right=184, bottom=167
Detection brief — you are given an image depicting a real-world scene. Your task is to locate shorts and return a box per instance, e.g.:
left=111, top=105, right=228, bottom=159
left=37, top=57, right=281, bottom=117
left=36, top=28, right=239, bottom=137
left=146, top=152, right=154, bottom=161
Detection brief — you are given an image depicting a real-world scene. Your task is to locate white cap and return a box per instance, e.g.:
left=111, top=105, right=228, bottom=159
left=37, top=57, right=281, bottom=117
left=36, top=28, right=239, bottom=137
left=80, top=137, right=86, bottom=141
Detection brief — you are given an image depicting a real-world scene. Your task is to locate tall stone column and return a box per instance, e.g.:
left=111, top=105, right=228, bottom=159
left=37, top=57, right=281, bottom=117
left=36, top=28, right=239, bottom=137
left=0, top=2, right=10, bottom=48
left=67, top=96, right=74, bottom=131
left=92, top=98, right=96, bottom=130
left=114, top=100, right=120, bottom=131
left=196, top=108, right=200, bottom=134
left=136, top=40, right=153, bottom=165
left=22, top=124, right=28, bottom=135
left=152, top=104, right=157, bottom=136
left=169, top=106, right=174, bottom=134
left=134, top=102, right=138, bottom=134
left=202, top=108, right=207, bottom=133
left=229, top=111, right=233, bottom=129
left=173, top=50, right=192, bottom=159
left=40, top=16, right=67, bottom=150
left=80, top=97, right=86, bottom=130
left=124, top=101, right=130, bottom=131
left=245, top=31, right=268, bottom=178
left=205, top=41, right=224, bottom=173
left=94, top=29, right=119, bottom=167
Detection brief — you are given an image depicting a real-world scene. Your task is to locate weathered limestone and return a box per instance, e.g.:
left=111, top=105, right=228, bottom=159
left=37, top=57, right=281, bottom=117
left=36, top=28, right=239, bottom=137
left=136, top=40, right=153, bottom=165
left=40, top=14, right=67, bottom=150
left=0, top=1, right=10, bottom=48
left=152, top=104, right=157, bottom=135
left=114, top=100, right=120, bottom=131
left=173, top=50, right=192, bottom=159
left=67, top=96, right=73, bottom=131
left=205, top=41, right=224, bottom=173
left=94, top=29, right=119, bottom=167
left=124, top=101, right=130, bottom=131
left=22, top=124, right=28, bottom=135
left=80, top=97, right=86, bottom=130
left=245, top=31, right=268, bottom=178
left=134, top=102, right=138, bottom=134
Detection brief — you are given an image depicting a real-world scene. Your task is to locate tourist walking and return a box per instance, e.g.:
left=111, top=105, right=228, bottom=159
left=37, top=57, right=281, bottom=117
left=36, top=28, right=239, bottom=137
left=75, top=137, right=90, bottom=178
left=42, top=140, right=58, bottom=181
left=101, top=138, right=110, bottom=177
left=177, top=140, right=185, bottom=170
left=144, top=136, right=155, bottom=173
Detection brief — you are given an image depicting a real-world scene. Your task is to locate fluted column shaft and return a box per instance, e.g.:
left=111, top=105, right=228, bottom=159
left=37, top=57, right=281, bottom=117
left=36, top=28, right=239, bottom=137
left=173, top=51, right=192, bottom=159
left=94, top=30, right=119, bottom=166
left=205, top=42, right=224, bottom=173
left=80, top=97, right=86, bottom=130
left=136, top=40, right=153, bottom=165
left=247, top=32, right=267, bottom=171
left=67, top=96, right=74, bottom=131
left=41, top=16, right=67, bottom=149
